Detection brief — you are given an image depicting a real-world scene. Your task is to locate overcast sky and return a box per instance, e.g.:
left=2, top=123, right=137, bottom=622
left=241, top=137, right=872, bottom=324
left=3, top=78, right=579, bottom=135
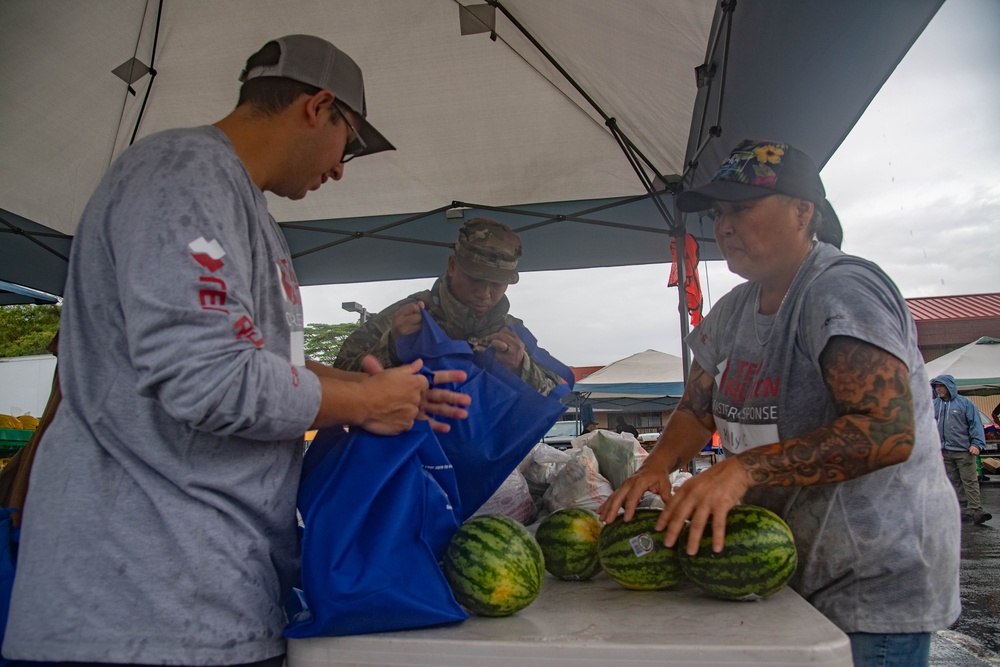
left=302, top=0, right=1000, bottom=368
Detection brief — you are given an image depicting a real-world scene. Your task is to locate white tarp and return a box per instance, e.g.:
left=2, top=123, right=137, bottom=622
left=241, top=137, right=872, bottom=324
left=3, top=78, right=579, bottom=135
left=575, top=349, right=686, bottom=398
left=0, top=0, right=712, bottom=237
left=0, top=1, right=943, bottom=294
left=925, top=336, right=1000, bottom=393
left=0, top=355, right=58, bottom=419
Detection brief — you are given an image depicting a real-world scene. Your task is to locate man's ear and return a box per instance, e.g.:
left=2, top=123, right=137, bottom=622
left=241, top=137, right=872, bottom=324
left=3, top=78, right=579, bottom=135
left=304, top=90, right=335, bottom=127
left=446, top=254, right=458, bottom=277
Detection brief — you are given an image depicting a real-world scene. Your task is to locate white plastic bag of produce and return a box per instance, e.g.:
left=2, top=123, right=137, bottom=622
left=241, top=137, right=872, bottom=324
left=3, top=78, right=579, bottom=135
left=473, top=467, right=536, bottom=525
left=518, top=443, right=572, bottom=507
left=637, top=491, right=666, bottom=510
left=669, top=470, right=693, bottom=494
left=571, top=430, right=648, bottom=490
left=542, top=446, right=613, bottom=513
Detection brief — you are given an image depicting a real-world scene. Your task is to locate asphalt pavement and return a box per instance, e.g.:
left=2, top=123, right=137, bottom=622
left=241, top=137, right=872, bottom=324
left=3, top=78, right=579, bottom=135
left=929, top=481, right=1000, bottom=666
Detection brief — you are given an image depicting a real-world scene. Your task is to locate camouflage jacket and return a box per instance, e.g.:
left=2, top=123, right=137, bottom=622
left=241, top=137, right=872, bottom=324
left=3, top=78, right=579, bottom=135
left=333, top=276, right=563, bottom=395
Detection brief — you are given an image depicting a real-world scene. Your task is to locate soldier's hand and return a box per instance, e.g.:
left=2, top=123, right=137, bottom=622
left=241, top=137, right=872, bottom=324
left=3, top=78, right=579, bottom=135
left=390, top=301, right=425, bottom=341
left=487, top=326, right=525, bottom=372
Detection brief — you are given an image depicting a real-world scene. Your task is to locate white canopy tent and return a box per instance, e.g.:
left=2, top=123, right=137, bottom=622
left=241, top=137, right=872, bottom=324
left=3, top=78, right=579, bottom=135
left=925, top=337, right=1000, bottom=395
left=0, top=0, right=943, bottom=301
left=569, top=349, right=685, bottom=412
left=3, top=0, right=947, bottom=386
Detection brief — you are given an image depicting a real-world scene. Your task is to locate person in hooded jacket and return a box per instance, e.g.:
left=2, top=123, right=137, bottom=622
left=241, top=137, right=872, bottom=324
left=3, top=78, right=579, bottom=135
left=932, top=374, right=991, bottom=524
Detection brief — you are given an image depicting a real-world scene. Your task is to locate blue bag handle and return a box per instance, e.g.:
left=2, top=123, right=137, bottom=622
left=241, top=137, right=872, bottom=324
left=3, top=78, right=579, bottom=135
left=395, top=310, right=569, bottom=518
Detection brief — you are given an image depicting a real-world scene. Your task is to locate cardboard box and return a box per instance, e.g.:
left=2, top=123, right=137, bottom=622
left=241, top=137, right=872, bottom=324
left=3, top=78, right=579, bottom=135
left=981, top=457, right=1000, bottom=475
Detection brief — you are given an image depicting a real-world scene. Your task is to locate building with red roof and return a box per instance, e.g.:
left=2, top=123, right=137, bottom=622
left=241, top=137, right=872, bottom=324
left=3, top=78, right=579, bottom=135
left=905, top=293, right=1000, bottom=362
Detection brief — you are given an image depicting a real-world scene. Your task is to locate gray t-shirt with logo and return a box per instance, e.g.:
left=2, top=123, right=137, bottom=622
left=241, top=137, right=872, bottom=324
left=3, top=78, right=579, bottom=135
left=687, top=242, right=960, bottom=634
left=5, top=126, right=322, bottom=663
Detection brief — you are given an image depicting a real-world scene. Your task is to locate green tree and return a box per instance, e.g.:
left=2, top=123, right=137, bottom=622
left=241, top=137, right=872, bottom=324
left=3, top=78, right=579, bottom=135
left=0, top=304, right=61, bottom=357
left=304, top=322, right=359, bottom=366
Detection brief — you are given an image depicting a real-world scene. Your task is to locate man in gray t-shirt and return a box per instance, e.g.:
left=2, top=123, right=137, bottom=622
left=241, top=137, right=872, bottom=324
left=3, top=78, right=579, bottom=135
left=4, top=35, right=469, bottom=665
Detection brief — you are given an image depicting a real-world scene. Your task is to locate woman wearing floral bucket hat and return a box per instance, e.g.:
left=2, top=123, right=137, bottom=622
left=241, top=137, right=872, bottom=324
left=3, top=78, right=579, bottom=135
left=601, top=140, right=960, bottom=667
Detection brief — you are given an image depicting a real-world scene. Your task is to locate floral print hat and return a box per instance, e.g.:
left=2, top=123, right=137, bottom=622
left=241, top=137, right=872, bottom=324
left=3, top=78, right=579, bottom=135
left=677, top=139, right=842, bottom=248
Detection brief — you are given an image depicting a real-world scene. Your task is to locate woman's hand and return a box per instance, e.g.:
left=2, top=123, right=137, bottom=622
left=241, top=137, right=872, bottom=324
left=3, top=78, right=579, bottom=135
left=598, top=464, right=672, bottom=524
left=654, top=456, right=752, bottom=555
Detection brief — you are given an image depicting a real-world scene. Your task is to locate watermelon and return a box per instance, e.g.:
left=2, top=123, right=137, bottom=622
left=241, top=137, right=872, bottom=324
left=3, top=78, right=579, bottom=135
left=678, top=504, right=798, bottom=601
left=535, top=508, right=603, bottom=581
left=443, top=514, right=545, bottom=617
left=597, top=509, right=684, bottom=590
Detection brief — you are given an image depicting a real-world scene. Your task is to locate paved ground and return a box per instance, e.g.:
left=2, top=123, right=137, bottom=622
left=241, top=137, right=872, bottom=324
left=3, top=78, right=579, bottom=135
left=929, top=482, right=1000, bottom=666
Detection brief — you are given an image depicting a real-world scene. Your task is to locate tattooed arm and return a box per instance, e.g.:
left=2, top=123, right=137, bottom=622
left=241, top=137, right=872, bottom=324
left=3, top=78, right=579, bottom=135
left=598, top=360, right=717, bottom=524
left=657, top=335, right=915, bottom=555
left=737, top=336, right=914, bottom=486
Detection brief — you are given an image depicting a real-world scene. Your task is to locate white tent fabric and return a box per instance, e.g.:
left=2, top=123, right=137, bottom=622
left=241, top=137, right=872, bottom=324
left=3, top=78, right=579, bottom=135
left=575, top=349, right=686, bottom=399
left=0, top=0, right=943, bottom=296
left=924, top=337, right=1000, bottom=393
left=0, top=1, right=711, bottom=237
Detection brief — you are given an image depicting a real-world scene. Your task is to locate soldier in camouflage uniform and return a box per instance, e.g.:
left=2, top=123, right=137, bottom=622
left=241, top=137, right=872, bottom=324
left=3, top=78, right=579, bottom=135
left=334, top=218, right=565, bottom=395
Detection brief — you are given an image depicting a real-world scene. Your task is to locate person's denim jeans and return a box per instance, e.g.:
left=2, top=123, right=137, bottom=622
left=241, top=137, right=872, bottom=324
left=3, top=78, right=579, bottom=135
left=849, top=632, right=931, bottom=667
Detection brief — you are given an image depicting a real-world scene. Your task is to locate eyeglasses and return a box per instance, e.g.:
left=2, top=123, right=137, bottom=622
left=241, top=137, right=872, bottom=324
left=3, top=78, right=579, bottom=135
left=332, top=102, right=366, bottom=163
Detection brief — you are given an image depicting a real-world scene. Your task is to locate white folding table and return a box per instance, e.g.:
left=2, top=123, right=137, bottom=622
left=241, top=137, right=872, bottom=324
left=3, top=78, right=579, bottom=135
left=287, top=573, right=852, bottom=666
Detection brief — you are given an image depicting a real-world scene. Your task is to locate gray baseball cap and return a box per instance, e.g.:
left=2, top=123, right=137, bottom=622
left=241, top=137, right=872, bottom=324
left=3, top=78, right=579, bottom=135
left=240, top=34, right=394, bottom=159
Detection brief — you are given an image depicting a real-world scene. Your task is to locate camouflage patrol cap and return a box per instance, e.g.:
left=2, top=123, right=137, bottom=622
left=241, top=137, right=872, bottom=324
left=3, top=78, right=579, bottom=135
left=453, top=218, right=522, bottom=284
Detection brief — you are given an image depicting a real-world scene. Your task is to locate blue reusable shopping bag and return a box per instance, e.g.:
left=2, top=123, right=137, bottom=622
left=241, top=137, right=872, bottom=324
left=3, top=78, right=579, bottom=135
left=395, top=309, right=572, bottom=518
left=285, top=310, right=572, bottom=638
left=284, top=424, right=468, bottom=638
left=0, top=507, right=16, bottom=660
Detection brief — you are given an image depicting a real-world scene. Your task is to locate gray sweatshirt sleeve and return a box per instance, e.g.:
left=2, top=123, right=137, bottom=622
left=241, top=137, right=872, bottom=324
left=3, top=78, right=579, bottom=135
left=96, top=130, right=321, bottom=440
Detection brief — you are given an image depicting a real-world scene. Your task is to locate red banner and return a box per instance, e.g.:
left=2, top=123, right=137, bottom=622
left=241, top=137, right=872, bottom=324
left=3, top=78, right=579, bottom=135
left=668, top=234, right=703, bottom=327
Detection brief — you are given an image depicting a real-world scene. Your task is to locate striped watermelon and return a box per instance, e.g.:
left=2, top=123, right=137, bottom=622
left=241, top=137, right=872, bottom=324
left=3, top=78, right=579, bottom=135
left=443, top=514, right=545, bottom=617
left=534, top=508, right=603, bottom=581
left=597, top=509, right=684, bottom=590
left=678, top=505, right=798, bottom=601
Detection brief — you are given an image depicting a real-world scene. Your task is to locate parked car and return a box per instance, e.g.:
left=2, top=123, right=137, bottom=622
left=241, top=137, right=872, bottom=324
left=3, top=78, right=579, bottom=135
left=539, top=421, right=580, bottom=451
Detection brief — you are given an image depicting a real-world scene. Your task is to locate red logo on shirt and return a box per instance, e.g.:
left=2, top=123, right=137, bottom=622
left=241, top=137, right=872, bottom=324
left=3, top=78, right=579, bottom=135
left=188, top=237, right=226, bottom=273
left=198, top=276, right=229, bottom=313
left=276, top=259, right=301, bottom=305
left=234, top=316, right=264, bottom=347
left=717, top=357, right=780, bottom=403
